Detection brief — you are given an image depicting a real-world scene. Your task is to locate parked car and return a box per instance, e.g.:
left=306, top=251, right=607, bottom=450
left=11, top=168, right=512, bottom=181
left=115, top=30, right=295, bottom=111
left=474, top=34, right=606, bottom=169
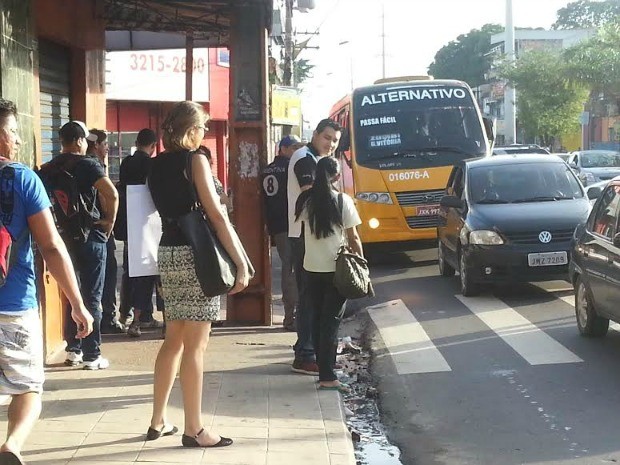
left=437, top=154, right=590, bottom=296
left=567, top=150, right=620, bottom=186
left=569, top=178, right=620, bottom=337
left=492, top=144, right=550, bottom=156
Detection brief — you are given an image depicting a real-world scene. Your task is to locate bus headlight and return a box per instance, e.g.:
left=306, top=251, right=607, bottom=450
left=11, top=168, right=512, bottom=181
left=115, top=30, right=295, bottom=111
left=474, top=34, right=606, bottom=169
left=368, top=218, right=380, bottom=229
left=469, top=230, right=504, bottom=245
left=356, top=192, right=393, bottom=204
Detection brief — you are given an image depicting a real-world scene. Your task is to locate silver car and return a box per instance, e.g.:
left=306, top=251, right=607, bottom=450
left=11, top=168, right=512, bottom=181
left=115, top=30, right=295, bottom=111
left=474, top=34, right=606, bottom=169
left=568, top=150, right=620, bottom=186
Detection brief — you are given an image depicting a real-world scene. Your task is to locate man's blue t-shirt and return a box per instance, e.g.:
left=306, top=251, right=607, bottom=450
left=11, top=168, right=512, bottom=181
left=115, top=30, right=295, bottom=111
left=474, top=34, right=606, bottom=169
left=0, top=162, right=51, bottom=313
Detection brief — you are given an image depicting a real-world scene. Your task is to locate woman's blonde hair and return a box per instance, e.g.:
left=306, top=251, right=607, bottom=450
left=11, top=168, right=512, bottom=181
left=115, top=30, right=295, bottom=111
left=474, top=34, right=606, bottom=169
left=161, top=101, right=208, bottom=152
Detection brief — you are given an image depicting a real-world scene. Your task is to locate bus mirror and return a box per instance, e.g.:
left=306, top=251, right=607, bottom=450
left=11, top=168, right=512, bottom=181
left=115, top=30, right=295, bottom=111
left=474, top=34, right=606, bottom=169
left=483, top=117, right=495, bottom=142
left=337, top=128, right=351, bottom=153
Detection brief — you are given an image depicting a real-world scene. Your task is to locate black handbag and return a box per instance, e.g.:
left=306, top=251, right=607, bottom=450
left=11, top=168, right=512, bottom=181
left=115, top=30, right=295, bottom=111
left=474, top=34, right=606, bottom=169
left=176, top=152, right=255, bottom=297
left=333, top=194, right=373, bottom=300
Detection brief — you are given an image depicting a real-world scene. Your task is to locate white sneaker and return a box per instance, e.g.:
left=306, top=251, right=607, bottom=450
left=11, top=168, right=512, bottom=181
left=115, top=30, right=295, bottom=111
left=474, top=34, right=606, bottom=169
left=83, top=356, right=110, bottom=370
left=65, top=352, right=83, bottom=366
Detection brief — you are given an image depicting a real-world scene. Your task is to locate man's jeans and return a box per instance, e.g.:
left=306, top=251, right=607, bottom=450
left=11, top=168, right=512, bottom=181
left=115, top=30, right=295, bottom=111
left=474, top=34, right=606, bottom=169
left=274, top=232, right=297, bottom=328
left=65, top=239, right=107, bottom=362
left=290, top=236, right=315, bottom=363
left=120, top=243, right=155, bottom=322
left=101, top=236, right=118, bottom=327
left=305, top=271, right=346, bottom=382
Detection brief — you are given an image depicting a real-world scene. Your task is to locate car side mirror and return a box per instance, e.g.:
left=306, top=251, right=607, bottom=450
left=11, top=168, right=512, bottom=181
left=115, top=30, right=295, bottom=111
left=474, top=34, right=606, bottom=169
left=614, top=233, right=620, bottom=248
left=483, top=117, right=495, bottom=143
left=440, top=195, right=464, bottom=209
left=587, top=187, right=602, bottom=200
left=569, top=162, right=578, bottom=169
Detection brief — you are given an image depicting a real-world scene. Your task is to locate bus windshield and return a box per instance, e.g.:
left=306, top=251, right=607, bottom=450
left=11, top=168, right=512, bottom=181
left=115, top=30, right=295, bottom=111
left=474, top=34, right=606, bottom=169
left=353, top=85, right=487, bottom=169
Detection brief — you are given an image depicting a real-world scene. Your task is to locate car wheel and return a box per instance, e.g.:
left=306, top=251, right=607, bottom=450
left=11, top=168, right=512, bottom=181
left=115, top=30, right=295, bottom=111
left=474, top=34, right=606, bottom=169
left=575, top=276, right=609, bottom=337
left=438, top=240, right=455, bottom=277
left=459, top=252, right=480, bottom=297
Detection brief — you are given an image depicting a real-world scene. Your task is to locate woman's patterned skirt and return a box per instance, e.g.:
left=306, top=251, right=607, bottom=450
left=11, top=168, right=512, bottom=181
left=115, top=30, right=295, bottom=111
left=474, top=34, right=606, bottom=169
left=157, top=245, right=220, bottom=322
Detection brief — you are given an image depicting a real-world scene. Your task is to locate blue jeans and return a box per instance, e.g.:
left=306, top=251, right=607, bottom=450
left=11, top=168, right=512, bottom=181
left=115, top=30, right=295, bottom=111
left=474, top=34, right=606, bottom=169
left=101, top=236, right=118, bottom=326
left=290, top=236, right=315, bottom=363
left=65, top=239, right=107, bottom=362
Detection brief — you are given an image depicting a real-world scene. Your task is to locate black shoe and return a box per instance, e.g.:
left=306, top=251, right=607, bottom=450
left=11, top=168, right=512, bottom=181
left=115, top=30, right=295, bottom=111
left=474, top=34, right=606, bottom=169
left=181, top=428, right=233, bottom=448
left=101, top=322, right=125, bottom=334
left=146, top=424, right=178, bottom=441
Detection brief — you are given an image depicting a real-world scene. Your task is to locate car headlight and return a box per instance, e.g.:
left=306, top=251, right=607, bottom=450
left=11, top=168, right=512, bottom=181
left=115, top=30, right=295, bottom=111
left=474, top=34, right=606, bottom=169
left=356, top=192, right=393, bottom=204
left=468, top=230, right=504, bottom=245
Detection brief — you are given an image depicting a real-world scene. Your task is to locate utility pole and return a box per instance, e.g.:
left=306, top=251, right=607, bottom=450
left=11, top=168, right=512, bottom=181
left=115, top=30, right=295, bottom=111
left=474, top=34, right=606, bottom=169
left=381, top=3, right=386, bottom=79
left=282, top=0, right=294, bottom=136
left=504, top=0, right=517, bottom=144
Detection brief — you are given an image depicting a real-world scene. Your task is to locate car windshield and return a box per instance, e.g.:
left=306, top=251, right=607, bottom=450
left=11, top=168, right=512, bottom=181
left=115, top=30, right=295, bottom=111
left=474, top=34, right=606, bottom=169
left=581, top=151, right=620, bottom=168
left=469, top=162, right=584, bottom=204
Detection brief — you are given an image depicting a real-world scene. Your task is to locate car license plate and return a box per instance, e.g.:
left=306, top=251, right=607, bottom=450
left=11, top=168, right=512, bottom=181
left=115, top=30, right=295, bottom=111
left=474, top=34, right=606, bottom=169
left=417, top=205, right=440, bottom=216
left=527, top=251, right=568, bottom=267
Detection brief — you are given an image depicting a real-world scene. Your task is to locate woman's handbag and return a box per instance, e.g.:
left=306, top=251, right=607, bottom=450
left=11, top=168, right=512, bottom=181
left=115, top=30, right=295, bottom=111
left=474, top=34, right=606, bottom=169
left=333, top=194, right=374, bottom=300
left=176, top=152, right=255, bottom=297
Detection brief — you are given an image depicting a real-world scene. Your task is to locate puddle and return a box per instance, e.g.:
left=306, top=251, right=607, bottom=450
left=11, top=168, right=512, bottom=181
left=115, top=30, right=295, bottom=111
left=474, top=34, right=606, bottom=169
left=337, top=338, right=405, bottom=465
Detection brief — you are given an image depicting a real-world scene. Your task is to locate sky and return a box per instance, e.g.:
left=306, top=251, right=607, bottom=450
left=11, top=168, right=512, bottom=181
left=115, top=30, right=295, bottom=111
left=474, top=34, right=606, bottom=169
left=292, top=0, right=577, bottom=127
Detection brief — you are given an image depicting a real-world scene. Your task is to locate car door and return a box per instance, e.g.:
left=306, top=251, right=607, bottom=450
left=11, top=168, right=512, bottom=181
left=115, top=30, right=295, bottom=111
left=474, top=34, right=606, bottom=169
left=604, top=187, right=620, bottom=318
left=584, top=185, right=620, bottom=316
left=443, top=165, right=466, bottom=262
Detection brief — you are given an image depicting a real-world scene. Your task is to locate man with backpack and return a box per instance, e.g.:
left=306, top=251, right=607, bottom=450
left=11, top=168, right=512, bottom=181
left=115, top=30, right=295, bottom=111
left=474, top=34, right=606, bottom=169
left=0, top=99, right=93, bottom=464
left=38, top=121, right=118, bottom=370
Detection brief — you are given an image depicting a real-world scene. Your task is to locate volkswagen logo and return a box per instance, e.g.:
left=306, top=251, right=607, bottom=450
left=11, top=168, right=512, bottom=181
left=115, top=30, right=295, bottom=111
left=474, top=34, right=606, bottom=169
left=539, top=231, right=552, bottom=243
left=423, top=194, right=435, bottom=202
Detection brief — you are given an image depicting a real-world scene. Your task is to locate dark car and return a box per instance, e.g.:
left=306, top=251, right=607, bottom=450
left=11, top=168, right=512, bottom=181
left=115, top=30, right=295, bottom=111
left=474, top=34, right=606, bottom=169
left=569, top=179, right=620, bottom=337
left=437, top=155, right=591, bottom=296
left=492, top=144, right=550, bottom=156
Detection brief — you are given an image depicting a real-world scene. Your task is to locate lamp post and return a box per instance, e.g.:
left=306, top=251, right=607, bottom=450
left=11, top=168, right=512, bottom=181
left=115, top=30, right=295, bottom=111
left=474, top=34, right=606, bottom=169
left=339, top=40, right=354, bottom=91
left=504, top=0, right=517, bottom=144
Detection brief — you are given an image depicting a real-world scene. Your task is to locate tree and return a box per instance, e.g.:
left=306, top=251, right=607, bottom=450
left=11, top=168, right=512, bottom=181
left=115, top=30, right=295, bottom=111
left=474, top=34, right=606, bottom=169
left=553, top=0, right=620, bottom=30
left=564, top=21, right=620, bottom=95
left=278, top=58, right=314, bottom=86
left=428, top=24, right=503, bottom=88
left=499, top=50, right=589, bottom=146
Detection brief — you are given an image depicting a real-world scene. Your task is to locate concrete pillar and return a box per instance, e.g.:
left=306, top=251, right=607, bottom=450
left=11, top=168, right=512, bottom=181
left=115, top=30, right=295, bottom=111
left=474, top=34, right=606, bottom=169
left=227, top=4, right=272, bottom=325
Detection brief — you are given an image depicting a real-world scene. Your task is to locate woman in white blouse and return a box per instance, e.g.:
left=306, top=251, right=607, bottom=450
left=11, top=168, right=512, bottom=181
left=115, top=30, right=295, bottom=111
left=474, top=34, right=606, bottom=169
left=295, top=156, right=363, bottom=392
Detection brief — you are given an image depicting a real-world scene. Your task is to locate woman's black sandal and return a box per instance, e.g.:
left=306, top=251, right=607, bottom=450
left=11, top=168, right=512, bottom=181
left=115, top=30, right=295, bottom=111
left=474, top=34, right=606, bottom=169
left=146, top=424, right=179, bottom=441
left=181, top=428, right=233, bottom=448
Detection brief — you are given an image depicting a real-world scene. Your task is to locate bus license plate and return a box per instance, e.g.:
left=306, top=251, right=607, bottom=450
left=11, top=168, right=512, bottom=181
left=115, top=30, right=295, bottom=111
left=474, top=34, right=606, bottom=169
left=417, top=205, right=440, bottom=216
left=527, top=251, right=568, bottom=267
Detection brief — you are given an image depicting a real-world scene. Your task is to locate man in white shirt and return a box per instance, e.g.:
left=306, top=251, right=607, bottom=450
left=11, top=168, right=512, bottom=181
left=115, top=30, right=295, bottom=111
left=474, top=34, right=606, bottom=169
left=287, top=119, right=342, bottom=375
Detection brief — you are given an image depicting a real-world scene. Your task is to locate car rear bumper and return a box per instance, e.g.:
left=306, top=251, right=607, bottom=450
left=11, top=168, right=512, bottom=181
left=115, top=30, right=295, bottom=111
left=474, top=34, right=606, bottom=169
left=463, top=243, right=571, bottom=283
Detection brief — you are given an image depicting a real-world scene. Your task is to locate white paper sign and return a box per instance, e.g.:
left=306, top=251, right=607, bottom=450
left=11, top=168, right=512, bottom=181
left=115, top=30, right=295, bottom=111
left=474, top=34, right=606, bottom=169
left=127, top=185, right=162, bottom=277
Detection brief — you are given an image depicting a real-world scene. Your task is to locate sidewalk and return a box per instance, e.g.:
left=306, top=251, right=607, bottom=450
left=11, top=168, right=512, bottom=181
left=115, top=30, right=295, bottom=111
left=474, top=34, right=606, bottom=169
left=0, top=248, right=356, bottom=465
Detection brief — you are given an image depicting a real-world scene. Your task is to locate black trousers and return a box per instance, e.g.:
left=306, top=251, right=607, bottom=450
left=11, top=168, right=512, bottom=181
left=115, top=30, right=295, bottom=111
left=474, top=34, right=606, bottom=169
left=304, top=271, right=346, bottom=382
left=101, top=236, right=118, bottom=326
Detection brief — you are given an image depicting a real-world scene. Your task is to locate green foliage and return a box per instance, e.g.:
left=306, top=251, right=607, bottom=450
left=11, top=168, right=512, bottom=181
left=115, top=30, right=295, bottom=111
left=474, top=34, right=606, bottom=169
left=499, top=50, right=589, bottom=146
left=428, top=24, right=503, bottom=88
left=553, top=0, right=620, bottom=29
left=564, top=21, right=620, bottom=94
left=294, top=59, right=314, bottom=85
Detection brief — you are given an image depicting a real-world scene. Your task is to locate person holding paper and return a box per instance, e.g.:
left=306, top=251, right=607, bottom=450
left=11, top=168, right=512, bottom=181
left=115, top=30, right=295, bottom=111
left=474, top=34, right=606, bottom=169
left=146, top=101, right=249, bottom=447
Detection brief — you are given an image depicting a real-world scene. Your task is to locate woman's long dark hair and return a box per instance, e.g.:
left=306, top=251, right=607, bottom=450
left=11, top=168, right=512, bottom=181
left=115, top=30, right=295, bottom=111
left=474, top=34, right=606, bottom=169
left=295, top=156, right=342, bottom=239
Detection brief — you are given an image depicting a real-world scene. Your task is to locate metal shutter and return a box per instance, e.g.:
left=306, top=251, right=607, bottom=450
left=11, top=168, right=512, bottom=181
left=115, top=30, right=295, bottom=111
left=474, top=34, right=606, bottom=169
left=39, top=40, right=71, bottom=163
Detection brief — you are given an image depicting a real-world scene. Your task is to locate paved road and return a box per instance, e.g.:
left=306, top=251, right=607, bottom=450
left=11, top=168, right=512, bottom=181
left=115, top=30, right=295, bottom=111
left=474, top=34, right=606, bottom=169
left=366, top=248, right=620, bottom=465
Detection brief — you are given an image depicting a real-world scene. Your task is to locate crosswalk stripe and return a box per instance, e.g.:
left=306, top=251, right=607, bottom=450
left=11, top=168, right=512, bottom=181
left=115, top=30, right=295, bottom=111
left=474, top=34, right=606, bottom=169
left=457, top=295, right=583, bottom=365
left=368, top=299, right=451, bottom=375
left=533, top=282, right=620, bottom=332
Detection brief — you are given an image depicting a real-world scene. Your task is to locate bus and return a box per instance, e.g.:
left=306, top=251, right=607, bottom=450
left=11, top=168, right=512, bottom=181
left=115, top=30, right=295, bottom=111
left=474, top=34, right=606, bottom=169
left=329, top=77, right=495, bottom=248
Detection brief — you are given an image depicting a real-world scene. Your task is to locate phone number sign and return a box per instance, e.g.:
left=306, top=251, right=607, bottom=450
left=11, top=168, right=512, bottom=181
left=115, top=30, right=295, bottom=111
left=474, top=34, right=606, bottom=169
left=106, top=49, right=210, bottom=102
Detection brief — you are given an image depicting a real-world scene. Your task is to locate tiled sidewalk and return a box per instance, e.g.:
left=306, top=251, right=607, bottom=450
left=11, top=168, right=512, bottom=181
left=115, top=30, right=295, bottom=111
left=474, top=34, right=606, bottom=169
left=0, top=326, right=356, bottom=465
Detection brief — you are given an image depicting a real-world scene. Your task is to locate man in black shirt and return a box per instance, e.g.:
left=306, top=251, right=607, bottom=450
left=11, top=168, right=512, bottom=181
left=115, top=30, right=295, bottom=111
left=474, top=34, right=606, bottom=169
left=52, top=121, right=118, bottom=370
left=262, top=135, right=303, bottom=332
left=116, top=129, right=163, bottom=337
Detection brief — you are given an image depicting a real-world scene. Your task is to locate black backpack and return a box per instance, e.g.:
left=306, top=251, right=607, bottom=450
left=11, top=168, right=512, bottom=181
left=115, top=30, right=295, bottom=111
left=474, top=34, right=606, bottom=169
left=37, top=154, right=95, bottom=244
left=0, top=161, right=28, bottom=287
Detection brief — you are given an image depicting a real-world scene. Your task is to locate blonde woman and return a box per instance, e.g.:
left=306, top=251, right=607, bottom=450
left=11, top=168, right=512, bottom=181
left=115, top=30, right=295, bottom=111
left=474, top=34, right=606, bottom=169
left=146, top=101, right=250, bottom=447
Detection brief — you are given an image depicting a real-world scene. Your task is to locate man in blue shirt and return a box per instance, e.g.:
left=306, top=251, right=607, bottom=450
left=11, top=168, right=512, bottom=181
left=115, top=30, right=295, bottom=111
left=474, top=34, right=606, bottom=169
left=0, top=99, right=93, bottom=464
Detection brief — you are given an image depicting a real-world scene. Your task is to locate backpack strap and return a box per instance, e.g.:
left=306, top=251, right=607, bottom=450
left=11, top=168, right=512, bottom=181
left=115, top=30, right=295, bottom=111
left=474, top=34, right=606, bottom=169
left=0, top=161, right=30, bottom=259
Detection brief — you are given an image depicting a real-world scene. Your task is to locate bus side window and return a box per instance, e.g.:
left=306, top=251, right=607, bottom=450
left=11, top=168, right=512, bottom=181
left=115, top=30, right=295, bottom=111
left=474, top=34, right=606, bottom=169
left=453, top=169, right=465, bottom=199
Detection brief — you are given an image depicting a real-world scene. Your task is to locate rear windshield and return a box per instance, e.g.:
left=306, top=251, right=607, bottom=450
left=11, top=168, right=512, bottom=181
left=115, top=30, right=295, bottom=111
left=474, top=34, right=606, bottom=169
left=493, top=147, right=549, bottom=155
left=581, top=151, right=620, bottom=168
left=469, top=162, right=584, bottom=204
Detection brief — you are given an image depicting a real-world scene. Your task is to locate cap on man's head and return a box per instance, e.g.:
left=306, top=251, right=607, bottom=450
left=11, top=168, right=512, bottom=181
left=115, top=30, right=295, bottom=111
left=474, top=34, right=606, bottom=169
left=279, top=135, right=301, bottom=148
left=59, top=121, right=98, bottom=143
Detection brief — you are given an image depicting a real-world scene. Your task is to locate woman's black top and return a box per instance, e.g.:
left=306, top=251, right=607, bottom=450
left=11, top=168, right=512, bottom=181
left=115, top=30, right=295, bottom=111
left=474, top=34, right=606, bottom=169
left=148, top=150, right=206, bottom=246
